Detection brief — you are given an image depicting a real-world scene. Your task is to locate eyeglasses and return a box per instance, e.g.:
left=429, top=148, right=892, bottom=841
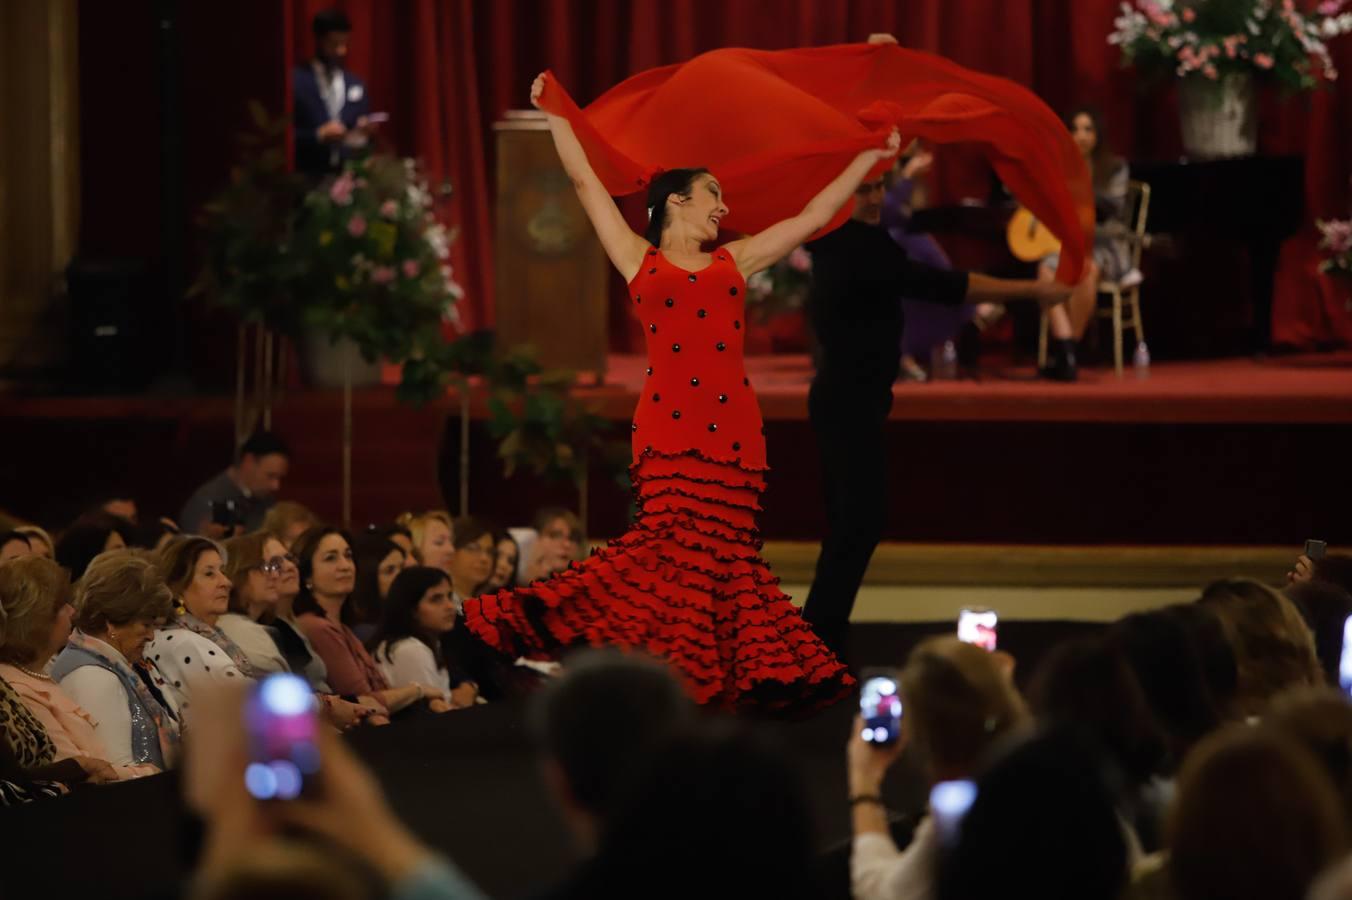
left=260, top=554, right=297, bottom=575
left=458, top=544, right=494, bottom=558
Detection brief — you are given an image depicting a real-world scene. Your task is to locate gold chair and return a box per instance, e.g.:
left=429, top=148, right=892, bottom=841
left=1038, top=180, right=1152, bottom=377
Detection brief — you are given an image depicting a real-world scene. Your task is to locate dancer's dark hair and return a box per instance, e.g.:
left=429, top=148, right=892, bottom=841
left=644, top=168, right=711, bottom=246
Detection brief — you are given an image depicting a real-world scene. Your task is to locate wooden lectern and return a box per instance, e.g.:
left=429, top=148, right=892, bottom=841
left=493, top=110, right=609, bottom=379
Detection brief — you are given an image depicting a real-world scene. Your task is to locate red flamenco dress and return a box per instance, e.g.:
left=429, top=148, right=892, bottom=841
left=464, top=43, right=1092, bottom=711
left=466, top=249, right=849, bottom=711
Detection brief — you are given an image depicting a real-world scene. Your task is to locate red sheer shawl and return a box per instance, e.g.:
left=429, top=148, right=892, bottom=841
left=536, top=42, right=1092, bottom=284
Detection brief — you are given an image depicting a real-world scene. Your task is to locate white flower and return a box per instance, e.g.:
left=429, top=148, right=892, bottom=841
left=425, top=223, right=451, bottom=260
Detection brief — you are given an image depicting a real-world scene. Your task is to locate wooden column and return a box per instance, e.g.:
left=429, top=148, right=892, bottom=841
left=0, top=0, right=79, bottom=371
left=492, top=110, right=608, bottom=379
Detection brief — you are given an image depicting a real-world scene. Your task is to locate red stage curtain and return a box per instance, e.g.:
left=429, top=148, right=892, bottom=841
left=284, top=0, right=1352, bottom=348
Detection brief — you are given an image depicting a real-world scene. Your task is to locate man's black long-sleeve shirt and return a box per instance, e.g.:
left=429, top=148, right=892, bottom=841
left=805, top=219, right=969, bottom=388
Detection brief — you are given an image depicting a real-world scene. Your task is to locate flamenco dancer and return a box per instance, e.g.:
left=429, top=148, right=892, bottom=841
left=464, top=43, right=1091, bottom=713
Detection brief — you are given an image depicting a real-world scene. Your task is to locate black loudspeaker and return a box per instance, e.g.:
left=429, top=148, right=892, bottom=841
left=65, top=258, right=154, bottom=392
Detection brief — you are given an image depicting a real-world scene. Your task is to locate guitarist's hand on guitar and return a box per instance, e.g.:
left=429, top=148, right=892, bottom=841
left=1032, top=281, right=1073, bottom=309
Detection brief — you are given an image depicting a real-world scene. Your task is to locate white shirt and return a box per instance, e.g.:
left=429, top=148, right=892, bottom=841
left=145, top=626, right=248, bottom=716
left=852, top=815, right=937, bottom=900
left=374, top=637, right=450, bottom=696
left=217, top=613, right=289, bottom=676
left=57, top=636, right=149, bottom=769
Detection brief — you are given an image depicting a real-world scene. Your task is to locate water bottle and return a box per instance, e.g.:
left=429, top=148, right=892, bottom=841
left=1132, top=341, right=1150, bottom=379
left=936, top=340, right=958, bottom=381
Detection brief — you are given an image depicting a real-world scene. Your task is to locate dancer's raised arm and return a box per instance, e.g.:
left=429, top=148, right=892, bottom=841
left=726, top=129, right=900, bottom=277
left=531, top=74, right=649, bottom=282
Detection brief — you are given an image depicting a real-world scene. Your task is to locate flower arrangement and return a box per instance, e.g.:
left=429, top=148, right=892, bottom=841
left=1109, top=0, right=1352, bottom=90
left=745, top=246, right=813, bottom=323
left=1317, top=219, right=1352, bottom=277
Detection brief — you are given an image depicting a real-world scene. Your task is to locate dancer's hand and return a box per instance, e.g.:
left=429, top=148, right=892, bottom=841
left=878, top=128, right=902, bottom=160
left=530, top=72, right=547, bottom=109
left=902, top=149, right=934, bottom=180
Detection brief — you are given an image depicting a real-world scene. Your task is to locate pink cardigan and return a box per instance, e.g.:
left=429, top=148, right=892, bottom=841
left=0, top=663, right=159, bottom=779
left=296, top=613, right=390, bottom=699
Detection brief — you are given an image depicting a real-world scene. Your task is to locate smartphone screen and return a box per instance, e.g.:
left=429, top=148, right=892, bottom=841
left=1340, top=615, right=1352, bottom=700
left=243, top=674, right=321, bottom=800
left=1306, top=539, right=1328, bottom=561
left=957, top=607, right=998, bottom=652
left=860, top=675, right=903, bottom=745
left=930, top=779, right=977, bottom=847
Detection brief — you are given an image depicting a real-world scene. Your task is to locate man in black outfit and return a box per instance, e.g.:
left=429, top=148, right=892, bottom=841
left=802, top=174, right=1069, bottom=660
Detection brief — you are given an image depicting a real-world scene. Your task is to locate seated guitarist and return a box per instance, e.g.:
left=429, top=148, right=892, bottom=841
left=1039, top=106, right=1135, bottom=382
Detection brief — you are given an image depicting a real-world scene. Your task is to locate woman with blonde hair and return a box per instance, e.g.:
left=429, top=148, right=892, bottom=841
left=262, top=501, right=317, bottom=550
left=847, top=636, right=1028, bottom=900
left=1198, top=578, right=1322, bottom=717
left=397, top=511, right=455, bottom=574
left=12, top=525, right=54, bottom=559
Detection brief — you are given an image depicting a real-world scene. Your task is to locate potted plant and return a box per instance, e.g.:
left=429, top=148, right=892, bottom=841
left=1109, top=0, right=1352, bottom=158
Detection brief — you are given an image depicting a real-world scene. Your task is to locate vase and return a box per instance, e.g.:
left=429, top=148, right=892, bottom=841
left=1178, top=73, right=1257, bottom=159
left=301, top=330, right=384, bottom=389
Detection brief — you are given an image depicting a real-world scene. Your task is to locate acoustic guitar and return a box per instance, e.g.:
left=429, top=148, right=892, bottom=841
left=1006, top=206, right=1061, bottom=262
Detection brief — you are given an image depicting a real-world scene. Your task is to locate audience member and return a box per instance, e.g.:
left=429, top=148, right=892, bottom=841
left=1199, top=578, right=1323, bottom=716
left=1166, top=725, right=1347, bottom=900
left=369, top=522, right=416, bottom=560
left=292, top=527, right=434, bottom=715
left=147, top=536, right=256, bottom=714
left=349, top=532, right=407, bottom=638
left=0, top=556, right=153, bottom=779
left=54, top=511, right=133, bottom=579
left=482, top=529, right=519, bottom=593
left=522, top=507, right=583, bottom=583
left=1108, top=609, right=1221, bottom=767
left=0, top=674, right=104, bottom=802
left=1267, top=689, right=1352, bottom=829
left=185, top=683, right=487, bottom=900
left=448, top=516, right=495, bottom=603
left=1290, top=550, right=1352, bottom=594
left=132, top=516, right=181, bottom=552
left=13, top=525, right=54, bottom=559
left=262, top=501, right=318, bottom=550
left=574, top=723, right=826, bottom=900
left=529, top=650, right=693, bottom=876
left=937, top=728, right=1130, bottom=900
left=261, top=543, right=332, bottom=692
left=180, top=431, right=291, bottom=537
left=219, top=533, right=290, bottom=675
left=0, top=530, right=32, bottom=563
left=97, top=495, right=139, bottom=525
left=51, top=550, right=180, bottom=770
left=368, top=566, right=466, bottom=711
left=848, top=636, right=1029, bottom=900
left=1286, top=578, right=1352, bottom=686
left=1027, top=635, right=1168, bottom=852
left=401, top=511, right=455, bottom=573
left=1163, top=602, right=1242, bottom=722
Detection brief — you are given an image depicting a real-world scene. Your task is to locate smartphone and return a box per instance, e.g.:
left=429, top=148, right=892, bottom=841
left=1340, top=615, right=1352, bottom=700
left=859, top=673, right=903, bottom=745
left=957, top=607, right=998, bottom=652
left=1306, top=539, right=1328, bottom=561
left=930, top=779, right=978, bottom=847
left=209, top=498, right=240, bottom=528
left=243, top=674, right=321, bottom=801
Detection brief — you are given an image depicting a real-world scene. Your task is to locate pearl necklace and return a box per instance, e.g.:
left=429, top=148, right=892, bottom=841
left=11, top=662, right=53, bottom=682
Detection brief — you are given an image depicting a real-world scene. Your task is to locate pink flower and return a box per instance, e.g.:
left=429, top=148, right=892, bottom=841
left=402, top=259, right=420, bottom=278
left=329, top=171, right=355, bottom=206
left=380, top=200, right=398, bottom=219
left=787, top=247, right=812, bottom=273
left=1319, top=0, right=1343, bottom=14
left=1255, top=52, right=1275, bottom=68
left=371, top=266, right=395, bottom=285
left=1203, top=63, right=1219, bottom=79
left=1226, top=42, right=1239, bottom=58
left=347, top=214, right=367, bottom=237
left=1182, top=7, right=1196, bottom=22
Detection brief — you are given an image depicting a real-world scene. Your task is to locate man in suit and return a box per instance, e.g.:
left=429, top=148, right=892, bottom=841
left=293, top=8, right=374, bottom=178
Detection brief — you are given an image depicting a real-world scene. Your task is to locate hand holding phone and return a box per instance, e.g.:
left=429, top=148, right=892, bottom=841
left=859, top=674, right=903, bottom=745
left=1306, top=539, right=1328, bottom=561
left=243, top=674, right=321, bottom=801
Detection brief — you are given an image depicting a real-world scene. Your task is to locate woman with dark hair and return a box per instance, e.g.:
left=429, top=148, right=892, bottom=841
left=1108, top=609, right=1221, bottom=769
left=1285, top=578, right=1352, bottom=687
left=348, top=532, right=407, bottom=640
left=292, top=526, right=436, bottom=716
left=482, top=529, right=519, bottom=594
left=463, top=72, right=896, bottom=710
left=368, top=566, right=466, bottom=711
left=1038, top=105, right=1133, bottom=381
left=448, top=517, right=495, bottom=605
left=53, top=512, right=133, bottom=579
left=1164, top=602, right=1241, bottom=721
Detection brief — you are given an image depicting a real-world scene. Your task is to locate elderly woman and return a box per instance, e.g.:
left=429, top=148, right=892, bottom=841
left=293, top=526, right=437, bottom=715
left=0, top=556, right=156, bottom=780
left=145, top=536, right=256, bottom=715
left=218, top=532, right=290, bottom=675
left=49, top=550, right=180, bottom=771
